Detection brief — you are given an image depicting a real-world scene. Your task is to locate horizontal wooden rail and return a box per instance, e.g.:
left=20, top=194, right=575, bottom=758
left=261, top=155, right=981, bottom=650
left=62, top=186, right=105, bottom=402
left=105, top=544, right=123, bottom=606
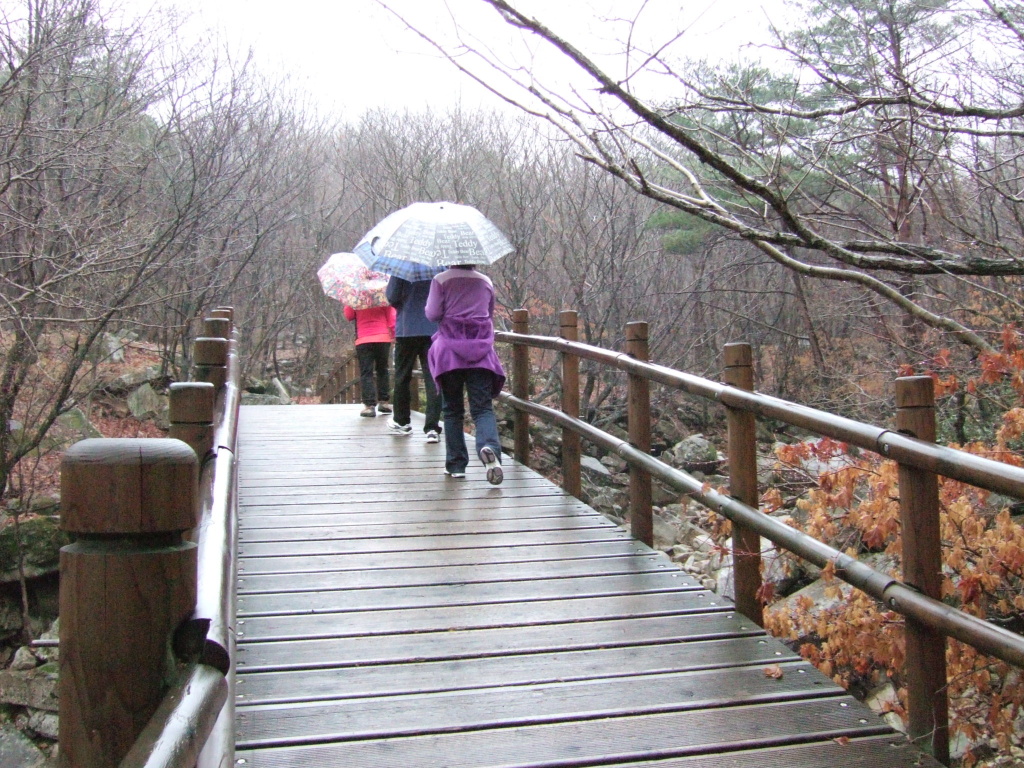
left=495, top=330, right=1024, bottom=500
left=498, top=392, right=1024, bottom=670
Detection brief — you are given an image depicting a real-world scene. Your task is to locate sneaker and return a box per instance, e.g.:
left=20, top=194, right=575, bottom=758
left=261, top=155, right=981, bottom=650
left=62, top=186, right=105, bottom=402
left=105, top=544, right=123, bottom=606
left=377, top=402, right=393, bottom=414
left=426, top=430, right=440, bottom=444
left=360, top=406, right=376, bottom=417
left=444, top=469, right=466, bottom=478
left=387, top=420, right=413, bottom=436
left=480, top=447, right=503, bottom=486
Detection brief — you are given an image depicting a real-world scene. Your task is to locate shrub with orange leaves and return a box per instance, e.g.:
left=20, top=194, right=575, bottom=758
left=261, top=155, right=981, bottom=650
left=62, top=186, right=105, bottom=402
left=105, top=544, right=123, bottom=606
left=763, top=331, right=1024, bottom=766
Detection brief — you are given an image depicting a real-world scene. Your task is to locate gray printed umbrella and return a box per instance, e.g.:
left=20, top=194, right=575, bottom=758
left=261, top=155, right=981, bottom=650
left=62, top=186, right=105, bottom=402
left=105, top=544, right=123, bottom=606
left=353, top=202, right=514, bottom=274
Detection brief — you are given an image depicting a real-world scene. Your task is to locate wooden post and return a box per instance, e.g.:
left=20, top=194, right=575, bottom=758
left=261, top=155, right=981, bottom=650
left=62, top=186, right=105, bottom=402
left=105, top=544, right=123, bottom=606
left=59, top=439, right=198, bottom=768
left=193, top=337, right=228, bottom=392
left=210, top=306, right=234, bottom=326
left=560, top=311, right=582, bottom=499
left=202, top=317, right=230, bottom=341
left=724, top=342, right=763, bottom=625
left=896, top=376, right=949, bottom=765
left=346, top=355, right=359, bottom=404
left=626, top=322, right=652, bottom=546
left=512, top=308, right=531, bottom=467
left=168, top=382, right=216, bottom=462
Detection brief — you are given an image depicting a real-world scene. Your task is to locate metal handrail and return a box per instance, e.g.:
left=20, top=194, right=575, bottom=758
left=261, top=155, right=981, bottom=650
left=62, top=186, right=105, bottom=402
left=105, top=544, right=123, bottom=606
left=496, top=330, right=1024, bottom=499
left=119, top=331, right=241, bottom=768
left=499, top=392, right=1024, bottom=669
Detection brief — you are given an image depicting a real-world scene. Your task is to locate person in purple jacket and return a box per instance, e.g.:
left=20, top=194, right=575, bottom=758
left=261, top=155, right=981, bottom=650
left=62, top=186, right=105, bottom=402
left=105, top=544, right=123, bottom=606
left=425, top=265, right=506, bottom=484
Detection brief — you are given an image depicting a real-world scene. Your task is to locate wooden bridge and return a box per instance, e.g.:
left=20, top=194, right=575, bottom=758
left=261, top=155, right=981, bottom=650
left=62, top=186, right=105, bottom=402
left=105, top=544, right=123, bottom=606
left=231, top=403, right=932, bottom=767
left=54, top=308, right=1024, bottom=768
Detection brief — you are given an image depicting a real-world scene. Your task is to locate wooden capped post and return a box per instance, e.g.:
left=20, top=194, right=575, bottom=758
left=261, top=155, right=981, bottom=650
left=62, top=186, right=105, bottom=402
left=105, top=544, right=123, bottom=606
left=345, top=355, right=360, bottom=404
left=724, top=342, right=763, bottom=625
left=512, top=308, right=531, bottom=467
left=210, top=306, right=234, bottom=327
left=560, top=311, right=582, bottom=499
left=193, top=337, right=228, bottom=392
left=168, top=382, right=216, bottom=462
left=896, top=375, right=949, bottom=765
left=59, top=439, right=198, bottom=768
left=626, top=322, right=653, bottom=546
left=202, top=317, right=230, bottom=342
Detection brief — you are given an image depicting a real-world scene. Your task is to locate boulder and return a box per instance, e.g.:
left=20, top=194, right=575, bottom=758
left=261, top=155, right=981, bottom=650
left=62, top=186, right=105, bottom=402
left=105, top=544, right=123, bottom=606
left=0, top=664, right=59, bottom=711
left=0, top=516, right=68, bottom=583
left=55, top=408, right=102, bottom=441
left=104, top=366, right=161, bottom=395
left=241, top=393, right=289, bottom=406
left=580, top=456, right=611, bottom=479
left=127, top=383, right=170, bottom=427
left=271, top=377, right=292, bottom=403
left=0, top=723, right=45, bottom=768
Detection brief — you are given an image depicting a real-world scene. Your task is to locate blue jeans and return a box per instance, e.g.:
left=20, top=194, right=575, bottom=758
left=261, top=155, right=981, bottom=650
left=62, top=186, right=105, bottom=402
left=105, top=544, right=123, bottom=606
left=438, top=368, right=501, bottom=474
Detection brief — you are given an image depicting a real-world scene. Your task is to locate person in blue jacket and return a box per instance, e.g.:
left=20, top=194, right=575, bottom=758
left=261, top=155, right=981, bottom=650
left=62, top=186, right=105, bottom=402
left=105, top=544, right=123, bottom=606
left=385, top=275, right=443, bottom=442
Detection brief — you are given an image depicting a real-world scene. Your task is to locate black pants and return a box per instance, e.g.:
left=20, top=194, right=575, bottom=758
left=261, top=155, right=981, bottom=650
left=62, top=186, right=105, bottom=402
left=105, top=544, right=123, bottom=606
left=356, top=342, right=391, bottom=406
left=392, top=336, right=441, bottom=432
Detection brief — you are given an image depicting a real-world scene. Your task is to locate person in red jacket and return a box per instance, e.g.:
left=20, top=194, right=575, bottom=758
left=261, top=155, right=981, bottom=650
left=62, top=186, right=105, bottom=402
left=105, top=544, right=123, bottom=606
left=343, top=304, right=396, bottom=417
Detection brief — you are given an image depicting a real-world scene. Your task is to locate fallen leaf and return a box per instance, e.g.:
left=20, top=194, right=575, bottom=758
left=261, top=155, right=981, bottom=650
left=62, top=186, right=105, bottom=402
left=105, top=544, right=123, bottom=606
left=833, top=736, right=850, bottom=746
left=763, top=664, right=784, bottom=679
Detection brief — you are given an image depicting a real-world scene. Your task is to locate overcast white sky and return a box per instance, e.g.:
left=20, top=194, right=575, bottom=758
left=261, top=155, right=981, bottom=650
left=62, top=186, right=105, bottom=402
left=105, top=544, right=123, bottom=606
left=138, top=0, right=787, bottom=119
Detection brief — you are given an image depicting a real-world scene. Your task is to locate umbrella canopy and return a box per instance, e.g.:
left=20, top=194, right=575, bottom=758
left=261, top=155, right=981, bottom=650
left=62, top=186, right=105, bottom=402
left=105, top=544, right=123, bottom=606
left=354, top=202, right=514, bottom=273
left=317, top=252, right=390, bottom=310
left=363, top=254, right=445, bottom=283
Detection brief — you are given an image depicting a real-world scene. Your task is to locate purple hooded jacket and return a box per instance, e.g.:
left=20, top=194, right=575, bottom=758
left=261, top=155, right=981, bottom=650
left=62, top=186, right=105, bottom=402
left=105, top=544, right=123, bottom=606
left=425, top=267, right=506, bottom=397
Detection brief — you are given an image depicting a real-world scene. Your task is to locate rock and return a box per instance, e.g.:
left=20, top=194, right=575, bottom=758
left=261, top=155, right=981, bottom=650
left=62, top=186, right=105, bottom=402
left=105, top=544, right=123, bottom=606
left=0, top=665, right=59, bottom=711
left=652, top=515, right=681, bottom=550
left=33, top=619, right=58, bottom=664
left=104, top=366, right=161, bottom=395
left=271, top=377, right=291, bottom=403
left=0, top=515, right=68, bottom=582
left=55, top=408, right=103, bottom=441
left=0, top=723, right=45, bottom=768
left=580, top=456, right=610, bottom=477
left=667, top=434, right=721, bottom=470
left=10, top=646, right=36, bottom=671
left=865, top=682, right=905, bottom=733
left=652, top=480, right=681, bottom=507
left=26, top=710, right=58, bottom=740
left=241, top=393, right=289, bottom=406
left=128, top=383, right=170, bottom=427
left=599, top=455, right=627, bottom=473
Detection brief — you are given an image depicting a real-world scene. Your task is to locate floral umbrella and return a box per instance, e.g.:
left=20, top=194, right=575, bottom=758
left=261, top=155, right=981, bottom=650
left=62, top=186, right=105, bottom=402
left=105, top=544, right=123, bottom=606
left=316, top=252, right=390, bottom=310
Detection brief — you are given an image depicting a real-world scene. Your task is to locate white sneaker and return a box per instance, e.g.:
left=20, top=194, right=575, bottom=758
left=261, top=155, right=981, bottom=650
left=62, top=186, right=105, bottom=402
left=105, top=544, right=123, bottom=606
left=426, top=430, right=440, bottom=444
left=387, top=420, right=412, bottom=436
left=480, top=447, right=503, bottom=485
left=444, top=469, right=466, bottom=478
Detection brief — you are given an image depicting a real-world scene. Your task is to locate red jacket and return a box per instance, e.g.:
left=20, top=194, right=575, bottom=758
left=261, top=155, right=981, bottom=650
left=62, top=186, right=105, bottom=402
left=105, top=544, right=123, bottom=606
left=344, top=305, right=396, bottom=345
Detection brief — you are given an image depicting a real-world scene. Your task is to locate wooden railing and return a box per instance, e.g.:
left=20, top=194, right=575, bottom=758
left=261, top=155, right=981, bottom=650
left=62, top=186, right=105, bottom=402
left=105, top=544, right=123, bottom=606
left=496, top=308, right=1024, bottom=767
left=318, top=348, right=423, bottom=411
left=58, top=308, right=241, bottom=768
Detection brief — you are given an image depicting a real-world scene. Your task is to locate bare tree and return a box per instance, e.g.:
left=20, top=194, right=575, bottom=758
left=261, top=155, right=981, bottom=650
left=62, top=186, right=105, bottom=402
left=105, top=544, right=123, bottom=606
left=375, top=0, right=1024, bottom=355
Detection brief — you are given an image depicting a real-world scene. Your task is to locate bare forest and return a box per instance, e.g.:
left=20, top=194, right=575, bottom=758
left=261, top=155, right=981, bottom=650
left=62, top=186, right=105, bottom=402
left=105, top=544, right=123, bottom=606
left=3, top=0, right=1024, bottom=764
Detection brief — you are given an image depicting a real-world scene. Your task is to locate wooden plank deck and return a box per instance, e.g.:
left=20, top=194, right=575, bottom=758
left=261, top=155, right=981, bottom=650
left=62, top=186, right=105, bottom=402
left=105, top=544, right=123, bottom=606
left=233, top=403, right=941, bottom=768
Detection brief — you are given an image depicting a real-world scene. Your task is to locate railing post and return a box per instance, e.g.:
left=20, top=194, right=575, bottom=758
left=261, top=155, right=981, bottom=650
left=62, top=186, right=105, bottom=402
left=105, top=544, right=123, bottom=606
left=58, top=439, right=198, bottom=768
left=512, top=308, right=531, bottom=467
left=626, top=321, right=652, bottom=546
left=724, top=342, right=763, bottom=625
left=194, top=337, right=228, bottom=392
left=346, top=354, right=359, bottom=404
left=560, top=311, right=581, bottom=499
left=202, top=317, right=231, bottom=342
left=169, top=382, right=216, bottom=462
left=896, top=375, right=949, bottom=765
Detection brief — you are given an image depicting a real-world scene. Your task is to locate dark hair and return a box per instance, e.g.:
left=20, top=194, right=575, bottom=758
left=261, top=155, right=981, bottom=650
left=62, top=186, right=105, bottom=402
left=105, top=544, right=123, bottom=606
left=452, top=264, right=476, bottom=270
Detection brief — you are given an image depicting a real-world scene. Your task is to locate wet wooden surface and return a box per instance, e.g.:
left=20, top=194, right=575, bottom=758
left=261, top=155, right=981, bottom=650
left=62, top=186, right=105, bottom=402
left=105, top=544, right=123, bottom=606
left=233, top=404, right=941, bottom=767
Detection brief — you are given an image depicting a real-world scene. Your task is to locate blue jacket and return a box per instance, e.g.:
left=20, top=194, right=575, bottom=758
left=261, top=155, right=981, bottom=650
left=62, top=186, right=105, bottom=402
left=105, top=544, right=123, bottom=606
left=386, top=276, right=438, bottom=338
